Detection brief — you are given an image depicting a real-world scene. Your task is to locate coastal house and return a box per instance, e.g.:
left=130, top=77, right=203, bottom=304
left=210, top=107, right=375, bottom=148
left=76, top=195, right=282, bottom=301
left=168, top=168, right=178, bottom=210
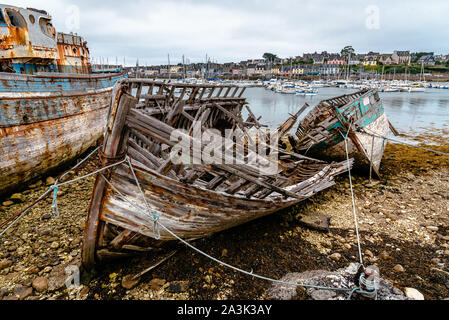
left=327, top=54, right=346, bottom=65
left=279, top=65, right=293, bottom=76
left=348, top=57, right=361, bottom=65
left=318, top=64, right=340, bottom=75
left=392, top=50, right=411, bottom=65
left=245, top=63, right=256, bottom=76
left=255, top=63, right=267, bottom=75
left=232, top=67, right=243, bottom=76
left=363, top=56, right=377, bottom=66
left=434, top=54, right=449, bottom=63
left=379, top=54, right=394, bottom=65
left=303, top=65, right=320, bottom=75
left=303, top=52, right=328, bottom=64
left=269, top=66, right=280, bottom=75
left=292, top=65, right=305, bottom=76
left=417, top=54, right=436, bottom=66
left=170, top=65, right=182, bottom=74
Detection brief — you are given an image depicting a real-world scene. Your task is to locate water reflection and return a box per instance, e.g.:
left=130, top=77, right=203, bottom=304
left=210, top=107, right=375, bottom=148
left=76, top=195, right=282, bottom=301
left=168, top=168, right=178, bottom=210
left=243, top=87, right=449, bottom=134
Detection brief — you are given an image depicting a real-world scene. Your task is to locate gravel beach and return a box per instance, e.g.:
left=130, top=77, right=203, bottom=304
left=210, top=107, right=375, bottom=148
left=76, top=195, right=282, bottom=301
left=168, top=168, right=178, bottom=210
left=1, top=130, right=448, bottom=300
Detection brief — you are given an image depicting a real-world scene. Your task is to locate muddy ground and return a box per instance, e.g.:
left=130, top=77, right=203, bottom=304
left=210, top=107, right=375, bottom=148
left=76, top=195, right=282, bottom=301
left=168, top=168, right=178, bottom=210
left=0, top=131, right=448, bottom=300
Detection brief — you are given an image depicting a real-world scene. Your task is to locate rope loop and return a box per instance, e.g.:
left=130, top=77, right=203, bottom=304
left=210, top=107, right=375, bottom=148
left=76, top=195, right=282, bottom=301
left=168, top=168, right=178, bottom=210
left=50, top=184, right=59, bottom=219
left=348, top=268, right=379, bottom=300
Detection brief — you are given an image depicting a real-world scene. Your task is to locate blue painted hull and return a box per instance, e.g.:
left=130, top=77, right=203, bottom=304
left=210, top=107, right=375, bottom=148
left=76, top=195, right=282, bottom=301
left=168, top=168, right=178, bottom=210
left=0, top=72, right=124, bottom=194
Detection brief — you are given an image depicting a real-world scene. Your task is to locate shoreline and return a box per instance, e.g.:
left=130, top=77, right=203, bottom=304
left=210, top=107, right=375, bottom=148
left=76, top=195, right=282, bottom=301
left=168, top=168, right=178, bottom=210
left=0, top=130, right=449, bottom=300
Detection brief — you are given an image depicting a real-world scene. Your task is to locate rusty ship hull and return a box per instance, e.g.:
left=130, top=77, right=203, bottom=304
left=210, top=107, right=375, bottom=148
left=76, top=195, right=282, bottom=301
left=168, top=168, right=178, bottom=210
left=82, top=79, right=352, bottom=268
left=0, top=72, right=123, bottom=194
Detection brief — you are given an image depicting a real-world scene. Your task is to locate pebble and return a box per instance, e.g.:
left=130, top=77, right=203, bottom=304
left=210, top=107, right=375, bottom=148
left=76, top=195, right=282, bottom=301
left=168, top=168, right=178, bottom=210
left=365, top=250, right=374, bottom=258
left=42, top=266, right=52, bottom=273
left=427, top=226, right=439, bottom=232
left=393, top=264, right=405, bottom=272
left=29, top=180, right=43, bottom=188
left=379, top=251, right=390, bottom=260
left=404, top=288, right=425, bottom=300
left=221, top=249, right=228, bottom=257
left=0, top=259, right=13, bottom=271
left=329, top=253, right=341, bottom=261
left=121, top=274, right=140, bottom=290
left=13, top=285, right=33, bottom=300
left=80, top=286, right=90, bottom=297
left=23, top=278, right=33, bottom=287
left=2, top=200, right=13, bottom=207
left=167, top=281, right=189, bottom=293
left=42, top=213, right=52, bottom=220
left=10, top=193, right=26, bottom=203
left=149, top=278, right=166, bottom=290
left=32, top=277, right=49, bottom=292
left=0, top=288, right=9, bottom=299
left=50, top=242, right=60, bottom=249
left=46, top=176, right=56, bottom=186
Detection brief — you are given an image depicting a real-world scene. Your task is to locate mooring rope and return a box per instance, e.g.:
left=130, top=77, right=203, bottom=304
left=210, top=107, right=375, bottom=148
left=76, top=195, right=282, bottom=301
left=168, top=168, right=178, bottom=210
left=339, top=130, right=364, bottom=267
left=100, top=165, right=354, bottom=293
left=1, top=144, right=375, bottom=296
left=339, top=128, right=382, bottom=299
left=357, top=128, right=449, bottom=157
left=0, top=148, right=127, bottom=237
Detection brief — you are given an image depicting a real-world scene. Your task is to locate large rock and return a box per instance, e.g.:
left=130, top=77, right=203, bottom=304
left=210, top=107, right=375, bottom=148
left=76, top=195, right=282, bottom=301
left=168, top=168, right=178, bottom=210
left=298, top=213, right=331, bottom=232
left=267, top=263, right=408, bottom=300
left=13, top=285, right=33, bottom=300
left=32, top=277, right=49, bottom=292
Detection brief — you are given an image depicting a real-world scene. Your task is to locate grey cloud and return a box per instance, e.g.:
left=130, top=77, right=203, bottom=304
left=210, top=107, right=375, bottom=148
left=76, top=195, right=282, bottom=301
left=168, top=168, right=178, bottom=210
left=9, top=0, right=449, bottom=65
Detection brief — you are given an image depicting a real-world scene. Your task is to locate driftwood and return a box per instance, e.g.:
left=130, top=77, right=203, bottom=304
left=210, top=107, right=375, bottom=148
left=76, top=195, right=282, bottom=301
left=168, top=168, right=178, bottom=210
left=82, top=79, right=352, bottom=269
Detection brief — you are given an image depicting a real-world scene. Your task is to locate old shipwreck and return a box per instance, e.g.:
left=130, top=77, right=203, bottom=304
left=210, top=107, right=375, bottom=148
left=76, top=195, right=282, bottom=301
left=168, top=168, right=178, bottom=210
left=288, top=89, right=398, bottom=177
left=81, top=79, right=353, bottom=268
left=0, top=5, right=123, bottom=194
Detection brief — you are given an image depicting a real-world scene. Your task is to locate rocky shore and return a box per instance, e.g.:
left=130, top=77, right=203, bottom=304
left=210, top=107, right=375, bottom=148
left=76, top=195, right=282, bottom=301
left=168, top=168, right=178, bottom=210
left=1, top=131, right=449, bottom=300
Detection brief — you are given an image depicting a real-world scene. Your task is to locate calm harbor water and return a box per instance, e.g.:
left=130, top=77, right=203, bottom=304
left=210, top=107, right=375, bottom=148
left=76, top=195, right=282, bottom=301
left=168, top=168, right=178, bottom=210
left=242, top=87, right=449, bottom=137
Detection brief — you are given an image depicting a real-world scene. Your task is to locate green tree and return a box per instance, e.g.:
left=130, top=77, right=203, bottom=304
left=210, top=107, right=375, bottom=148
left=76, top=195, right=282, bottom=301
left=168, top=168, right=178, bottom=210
left=263, top=53, right=278, bottom=61
left=341, top=46, right=355, bottom=59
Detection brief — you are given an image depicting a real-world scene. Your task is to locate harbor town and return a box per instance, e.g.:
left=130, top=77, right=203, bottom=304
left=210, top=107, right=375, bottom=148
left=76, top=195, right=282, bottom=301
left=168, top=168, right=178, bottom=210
left=0, top=1, right=449, bottom=305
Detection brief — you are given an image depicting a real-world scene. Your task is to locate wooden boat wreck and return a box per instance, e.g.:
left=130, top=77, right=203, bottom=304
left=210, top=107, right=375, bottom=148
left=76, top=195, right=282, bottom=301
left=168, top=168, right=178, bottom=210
left=0, top=5, right=123, bottom=194
left=289, top=89, right=398, bottom=177
left=82, top=79, right=353, bottom=268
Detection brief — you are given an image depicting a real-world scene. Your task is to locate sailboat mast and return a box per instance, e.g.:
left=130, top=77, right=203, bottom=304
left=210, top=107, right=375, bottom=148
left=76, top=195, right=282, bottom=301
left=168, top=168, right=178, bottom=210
left=168, top=53, right=171, bottom=81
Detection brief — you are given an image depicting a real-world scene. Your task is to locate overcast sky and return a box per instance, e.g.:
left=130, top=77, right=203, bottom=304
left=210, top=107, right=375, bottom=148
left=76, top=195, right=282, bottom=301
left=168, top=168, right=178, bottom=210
left=8, top=0, right=449, bottom=65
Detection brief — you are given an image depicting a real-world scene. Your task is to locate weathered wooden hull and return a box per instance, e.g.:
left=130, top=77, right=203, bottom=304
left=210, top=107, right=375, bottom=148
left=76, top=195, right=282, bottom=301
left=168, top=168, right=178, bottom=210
left=292, top=89, right=394, bottom=176
left=0, top=72, right=123, bottom=194
left=82, top=80, right=352, bottom=268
